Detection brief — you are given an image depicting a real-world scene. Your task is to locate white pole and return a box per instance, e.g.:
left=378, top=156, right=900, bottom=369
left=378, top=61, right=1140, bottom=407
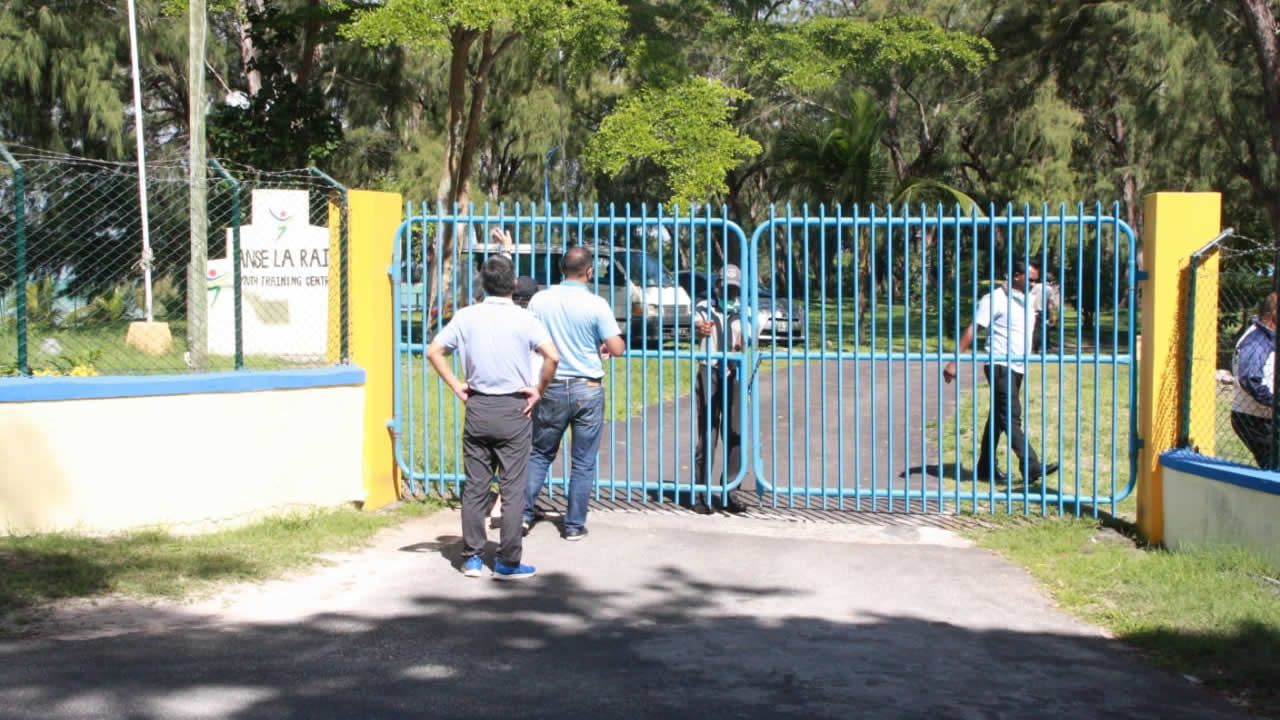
left=126, top=0, right=155, bottom=322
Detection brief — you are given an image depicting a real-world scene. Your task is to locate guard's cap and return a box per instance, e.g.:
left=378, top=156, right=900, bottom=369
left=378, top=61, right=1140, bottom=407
left=721, top=264, right=742, bottom=288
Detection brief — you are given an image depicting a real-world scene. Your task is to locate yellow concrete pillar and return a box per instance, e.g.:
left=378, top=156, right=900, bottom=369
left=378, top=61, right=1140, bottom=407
left=347, top=190, right=404, bottom=510
left=1138, top=192, right=1221, bottom=544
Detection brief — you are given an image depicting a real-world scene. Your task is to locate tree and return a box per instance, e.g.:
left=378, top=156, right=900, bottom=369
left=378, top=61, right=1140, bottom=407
left=343, top=0, right=626, bottom=210
left=0, top=0, right=128, bottom=156
left=342, top=0, right=625, bottom=314
left=584, top=78, right=763, bottom=205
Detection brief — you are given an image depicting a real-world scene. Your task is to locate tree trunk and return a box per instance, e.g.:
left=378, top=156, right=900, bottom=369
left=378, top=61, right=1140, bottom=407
left=297, top=0, right=323, bottom=87
left=238, top=0, right=264, bottom=97
left=1238, top=0, right=1280, bottom=244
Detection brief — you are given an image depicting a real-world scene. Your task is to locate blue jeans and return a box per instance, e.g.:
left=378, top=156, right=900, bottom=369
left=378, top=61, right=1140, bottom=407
left=524, top=381, right=606, bottom=532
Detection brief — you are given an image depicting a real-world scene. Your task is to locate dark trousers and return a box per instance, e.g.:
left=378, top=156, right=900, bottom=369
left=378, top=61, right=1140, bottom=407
left=460, top=395, right=531, bottom=565
left=978, top=365, right=1041, bottom=477
left=1231, top=411, right=1273, bottom=468
left=695, top=364, right=742, bottom=490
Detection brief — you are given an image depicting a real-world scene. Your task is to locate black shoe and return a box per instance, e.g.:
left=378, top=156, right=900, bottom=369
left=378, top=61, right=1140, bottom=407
left=975, top=466, right=1008, bottom=484
left=562, top=527, right=588, bottom=542
left=1026, top=463, right=1059, bottom=482
left=691, top=501, right=714, bottom=515
left=722, top=496, right=748, bottom=514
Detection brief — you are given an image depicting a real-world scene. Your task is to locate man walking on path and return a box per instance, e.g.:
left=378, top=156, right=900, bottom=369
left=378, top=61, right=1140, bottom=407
left=427, top=255, right=560, bottom=579
left=944, top=263, right=1058, bottom=484
left=693, top=265, right=749, bottom=515
left=1230, top=292, right=1277, bottom=467
left=524, top=247, right=626, bottom=541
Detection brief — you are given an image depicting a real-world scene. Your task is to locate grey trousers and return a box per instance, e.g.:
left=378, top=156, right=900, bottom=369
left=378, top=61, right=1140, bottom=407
left=461, top=394, right=532, bottom=565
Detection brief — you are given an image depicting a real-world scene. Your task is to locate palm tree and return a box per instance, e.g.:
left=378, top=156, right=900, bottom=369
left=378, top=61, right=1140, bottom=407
left=770, top=90, right=977, bottom=318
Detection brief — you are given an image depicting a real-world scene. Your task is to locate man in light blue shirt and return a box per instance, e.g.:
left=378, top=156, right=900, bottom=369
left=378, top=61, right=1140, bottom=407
left=524, top=246, right=627, bottom=541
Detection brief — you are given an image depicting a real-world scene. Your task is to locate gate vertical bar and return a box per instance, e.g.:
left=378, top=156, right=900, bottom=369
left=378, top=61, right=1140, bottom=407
left=1022, top=203, right=1031, bottom=514
left=1112, top=206, right=1121, bottom=513
left=1074, top=203, right=1085, bottom=515
left=802, top=203, right=812, bottom=508
left=935, top=204, right=944, bottom=511
left=903, top=204, right=912, bottom=512
left=1092, top=205, right=1103, bottom=514
left=1040, top=203, right=1049, bottom=515
left=1057, top=205, right=1067, bottom=515
left=887, top=204, right=895, bottom=512
left=836, top=204, right=845, bottom=510
left=819, top=204, right=829, bottom=509
left=870, top=205, right=879, bottom=510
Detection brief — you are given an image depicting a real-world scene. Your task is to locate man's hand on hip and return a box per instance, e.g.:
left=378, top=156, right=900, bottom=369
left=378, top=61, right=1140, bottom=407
left=520, top=386, right=541, bottom=416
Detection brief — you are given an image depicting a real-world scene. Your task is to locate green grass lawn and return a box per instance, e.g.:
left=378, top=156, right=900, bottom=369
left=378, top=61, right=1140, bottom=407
left=973, top=518, right=1280, bottom=718
left=402, top=355, right=700, bottom=478
left=940, top=361, right=1135, bottom=516
left=782, top=299, right=1129, bottom=356
left=1, top=321, right=328, bottom=375
left=0, top=502, right=441, bottom=629
left=1211, top=387, right=1261, bottom=467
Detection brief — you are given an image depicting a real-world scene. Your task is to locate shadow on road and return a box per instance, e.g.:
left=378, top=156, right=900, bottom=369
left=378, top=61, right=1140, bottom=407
left=0, top=561, right=1251, bottom=720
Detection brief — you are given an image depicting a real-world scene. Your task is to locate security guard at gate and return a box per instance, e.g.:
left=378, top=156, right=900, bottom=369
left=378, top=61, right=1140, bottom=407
left=693, top=264, right=749, bottom=514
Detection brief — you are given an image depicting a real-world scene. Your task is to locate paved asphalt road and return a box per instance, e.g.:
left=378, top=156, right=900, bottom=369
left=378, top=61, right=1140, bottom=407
left=0, top=511, right=1249, bottom=720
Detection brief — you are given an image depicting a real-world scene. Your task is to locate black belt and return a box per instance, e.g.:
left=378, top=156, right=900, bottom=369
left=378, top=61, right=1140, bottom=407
left=550, top=376, right=603, bottom=385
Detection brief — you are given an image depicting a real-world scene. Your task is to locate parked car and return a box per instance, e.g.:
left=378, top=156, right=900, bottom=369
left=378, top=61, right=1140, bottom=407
left=673, top=270, right=806, bottom=346
left=424, top=245, right=693, bottom=346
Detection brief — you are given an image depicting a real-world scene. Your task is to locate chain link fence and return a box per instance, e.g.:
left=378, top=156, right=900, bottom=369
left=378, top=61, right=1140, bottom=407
left=1178, top=232, right=1276, bottom=468
left=1, top=145, right=348, bottom=376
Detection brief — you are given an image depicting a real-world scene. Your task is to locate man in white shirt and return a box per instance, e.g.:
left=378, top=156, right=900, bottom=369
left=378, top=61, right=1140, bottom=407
left=944, top=263, right=1058, bottom=484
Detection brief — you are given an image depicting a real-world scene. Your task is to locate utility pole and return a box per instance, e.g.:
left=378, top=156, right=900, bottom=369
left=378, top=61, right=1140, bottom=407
left=188, top=0, right=209, bottom=369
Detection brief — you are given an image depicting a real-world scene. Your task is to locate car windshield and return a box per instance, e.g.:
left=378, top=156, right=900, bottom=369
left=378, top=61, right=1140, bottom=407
left=621, top=251, right=674, bottom=287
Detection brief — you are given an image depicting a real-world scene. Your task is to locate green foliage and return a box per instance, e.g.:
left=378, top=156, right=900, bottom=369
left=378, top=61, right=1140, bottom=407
left=342, top=0, right=627, bottom=76
left=772, top=90, right=892, bottom=205
left=207, top=2, right=345, bottom=168
left=751, top=15, right=994, bottom=95
left=0, top=0, right=127, bottom=156
left=585, top=78, right=762, bottom=204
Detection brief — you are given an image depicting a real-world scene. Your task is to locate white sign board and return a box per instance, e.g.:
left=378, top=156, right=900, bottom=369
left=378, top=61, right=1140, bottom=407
left=207, top=189, right=331, bottom=358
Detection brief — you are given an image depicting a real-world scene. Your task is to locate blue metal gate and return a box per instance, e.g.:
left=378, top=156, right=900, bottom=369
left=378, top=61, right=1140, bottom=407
left=391, top=202, right=1138, bottom=516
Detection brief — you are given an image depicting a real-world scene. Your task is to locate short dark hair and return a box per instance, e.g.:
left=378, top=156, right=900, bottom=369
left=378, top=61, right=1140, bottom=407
left=561, top=246, right=593, bottom=277
left=513, top=276, right=539, bottom=306
left=481, top=255, right=516, bottom=296
left=1013, top=262, right=1040, bottom=279
left=1260, top=291, right=1279, bottom=319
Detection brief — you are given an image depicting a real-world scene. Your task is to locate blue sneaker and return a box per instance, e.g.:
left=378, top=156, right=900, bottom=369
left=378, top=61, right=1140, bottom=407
left=492, top=560, right=536, bottom=580
left=461, top=555, right=486, bottom=578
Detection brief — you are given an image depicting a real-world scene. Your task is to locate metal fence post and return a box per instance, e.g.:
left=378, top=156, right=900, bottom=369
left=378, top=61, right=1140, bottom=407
left=1179, top=230, right=1232, bottom=449
left=209, top=159, right=243, bottom=370
left=1, top=144, right=27, bottom=376
left=309, top=167, right=349, bottom=363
